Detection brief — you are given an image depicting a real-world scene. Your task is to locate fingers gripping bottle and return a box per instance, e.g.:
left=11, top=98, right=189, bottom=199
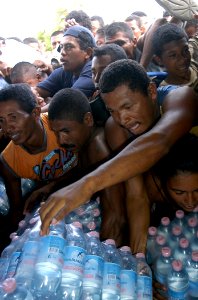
left=102, top=239, right=122, bottom=300
left=167, top=260, right=189, bottom=300
left=119, top=246, right=137, bottom=300
left=82, top=231, right=105, bottom=300
left=136, top=253, right=152, bottom=300
left=31, top=220, right=65, bottom=299
left=59, top=221, right=87, bottom=299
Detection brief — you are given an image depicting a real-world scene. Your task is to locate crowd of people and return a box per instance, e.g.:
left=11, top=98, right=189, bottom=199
left=0, top=1, right=198, bottom=297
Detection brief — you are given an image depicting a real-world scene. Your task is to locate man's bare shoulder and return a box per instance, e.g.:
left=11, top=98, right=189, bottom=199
left=86, top=127, right=111, bottom=166
left=162, top=86, right=197, bottom=112
left=105, top=116, right=132, bottom=151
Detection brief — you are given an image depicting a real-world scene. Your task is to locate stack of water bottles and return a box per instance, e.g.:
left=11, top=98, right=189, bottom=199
left=64, top=197, right=101, bottom=233
left=0, top=204, right=153, bottom=299
left=0, top=177, right=36, bottom=216
left=146, top=209, right=198, bottom=299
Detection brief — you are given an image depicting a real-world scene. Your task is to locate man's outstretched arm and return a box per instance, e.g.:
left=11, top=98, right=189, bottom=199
left=40, top=86, right=198, bottom=235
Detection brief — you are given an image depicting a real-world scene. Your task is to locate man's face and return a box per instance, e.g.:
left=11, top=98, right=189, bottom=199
left=51, top=33, right=63, bottom=50
left=0, top=100, right=36, bottom=145
left=166, top=172, right=198, bottom=212
left=125, top=20, right=141, bottom=40
left=49, top=117, right=92, bottom=151
left=105, top=31, right=135, bottom=59
left=101, top=84, right=157, bottom=136
left=59, top=36, right=90, bottom=73
left=91, top=55, right=113, bottom=89
left=158, top=38, right=191, bottom=80
left=91, top=20, right=101, bottom=36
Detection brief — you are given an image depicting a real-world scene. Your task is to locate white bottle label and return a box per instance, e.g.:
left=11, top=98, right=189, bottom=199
left=137, top=275, right=152, bottom=299
left=168, top=287, right=188, bottom=299
left=6, top=251, right=21, bottom=278
left=63, top=245, right=86, bottom=277
left=83, top=254, right=104, bottom=286
left=121, top=269, right=136, bottom=298
left=103, top=262, right=121, bottom=293
left=37, top=235, right=65, bottom=268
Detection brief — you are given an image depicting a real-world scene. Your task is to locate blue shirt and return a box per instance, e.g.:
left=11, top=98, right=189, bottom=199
left=37, top=60, right=95, bottom=98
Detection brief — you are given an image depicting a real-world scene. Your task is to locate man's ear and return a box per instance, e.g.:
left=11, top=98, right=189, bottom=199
left=84, top=112, right=94, bottom=127
left=148, top=82, right=158, bottom=103
left=36, top=72, right=42, bottom=83
left=85, top=47, right=93, bottom=60
left=32, top=106, right=41, bottom=119
left=132, top=37, right=137, bottom=47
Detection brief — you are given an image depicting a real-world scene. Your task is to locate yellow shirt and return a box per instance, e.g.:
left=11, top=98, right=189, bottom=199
left=2, top=114, right=78, bottom=181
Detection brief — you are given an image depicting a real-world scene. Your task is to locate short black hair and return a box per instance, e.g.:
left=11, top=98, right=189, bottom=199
left=154, top=133, right=198, bottom=183
left=48, top=88, right=91, bottom=123
left=152, top=23, right=188, bottom=57
left=50, top=30, right=64, bottom=38
left=23, top=37, right=39, bottom=45
left=0, top=83, right=37, bottom=113
left=65, top=10, right=92, bottom=30
left=93, top=43, right=127, bottom=61
left=105, top=22, right=134, bottom=41
left=90, top=15, right=105, bottom=28
left=99, top=59, right=150, bottom=96
left=10, top=62, right=37, bottom=83
left=131, top=11, right=147, bottom=17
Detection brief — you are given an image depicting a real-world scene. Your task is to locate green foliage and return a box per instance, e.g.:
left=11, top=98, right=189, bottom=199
left=37, top=31, right=52, bottom=51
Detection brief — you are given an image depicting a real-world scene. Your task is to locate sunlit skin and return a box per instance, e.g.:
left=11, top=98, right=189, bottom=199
left=105, top=31, right=135, bottom=59
left=51, top=33, right=63, bottom=50
left=0, top=100, right=43, bottom=152
left=101, top=84, right=159, bottom=136
left=166, top=172, right=198, bottom=212
left=157, top=38, right=191, bottom=85
left=59, top=36, right=91, bottom=75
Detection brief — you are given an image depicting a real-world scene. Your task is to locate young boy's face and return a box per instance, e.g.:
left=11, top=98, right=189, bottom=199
left=158, top=37, right=191, bottom=80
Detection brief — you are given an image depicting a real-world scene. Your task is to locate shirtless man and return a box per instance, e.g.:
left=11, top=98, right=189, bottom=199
left=39, top=59, right=198, bottom=253
left=38, top=87, right=126, bottom=245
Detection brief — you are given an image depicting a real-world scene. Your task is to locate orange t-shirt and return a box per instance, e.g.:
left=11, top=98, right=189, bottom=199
left=1, top=114, right=78, bottom=181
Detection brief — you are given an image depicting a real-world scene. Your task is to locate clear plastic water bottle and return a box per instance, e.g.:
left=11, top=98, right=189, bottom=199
left=119, top=246, right=137, bottom=300
left=157, top=217, right=171, bottom=239
left=168, top=225, right=184, bottom=249
left=2, top=277, right=33, bottom=299
left=0, top=236, right=20, bottom=283
left=58, top=221, right=87, bottom=299
left=102, top=239, right=122, bottom=300
left=15, top=218, right=41, bottom=289
left=190, top=230, right=198, bottom=252
left=183, top=217, right=198, bottom=241
left=82, top=231, right=104, bottom=300
left=171, top=210, right=185, bottom=229
left=32, top=220, right=65, bottom=299
left=146, top=226, right=157, bottom=266
left=21, top=178, right=36, bottom=198
left=65, top=198, right=101, bottom=234
left=0, top=177, right=9, bottom=216
left=185, top=251, right=198, bottom=299
left=136, top=252, right=152, bottom=300
left=173, top=238, right=191, bottom=267
left=151, top=235, right=167, bottom=266
left=153, top=247, right=173, bottom=298
left=167, top=260, right=189, bottom=299
left=5, top=229, right=30, bottom=279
